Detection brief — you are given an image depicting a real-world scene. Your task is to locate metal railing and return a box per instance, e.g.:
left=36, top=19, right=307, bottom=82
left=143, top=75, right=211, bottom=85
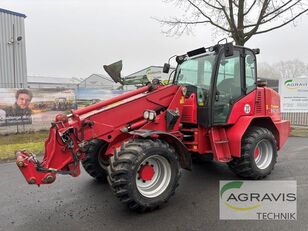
left=282, top=112, right=308, bottom=127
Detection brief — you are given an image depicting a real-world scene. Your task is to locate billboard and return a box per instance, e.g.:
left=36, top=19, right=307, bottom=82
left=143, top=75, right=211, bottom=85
left=0, top=88, right=75, bottom=128
left=0, top=87, right=129, bottom=134
left=279, top=78, right=308, bottom=112
left=76, top=88, right=127, bottom=108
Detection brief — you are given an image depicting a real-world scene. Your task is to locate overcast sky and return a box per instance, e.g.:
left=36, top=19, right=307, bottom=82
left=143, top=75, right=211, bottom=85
left=1, top=0, right=308, bottom=79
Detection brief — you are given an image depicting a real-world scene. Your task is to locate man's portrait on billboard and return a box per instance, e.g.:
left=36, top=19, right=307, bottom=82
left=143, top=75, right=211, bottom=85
left=2, top=89, right=33, bottom=126
left=4, top=89, right=33, bottom=117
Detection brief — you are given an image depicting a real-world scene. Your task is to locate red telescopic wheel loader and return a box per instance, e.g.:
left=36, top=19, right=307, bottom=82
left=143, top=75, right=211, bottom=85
left=16, top=42, right=290, bottom=212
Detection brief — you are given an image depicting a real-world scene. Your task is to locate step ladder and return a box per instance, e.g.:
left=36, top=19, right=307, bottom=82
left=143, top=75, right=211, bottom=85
left=209, top=127, right=231, bottom=162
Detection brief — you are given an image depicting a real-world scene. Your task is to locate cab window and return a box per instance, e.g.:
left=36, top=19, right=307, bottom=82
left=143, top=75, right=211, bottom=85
left=245, top=51, right=256, bottom=93
left=216, top=50, right=241, bottom=100
left=177, top=55, right=215, bottom=90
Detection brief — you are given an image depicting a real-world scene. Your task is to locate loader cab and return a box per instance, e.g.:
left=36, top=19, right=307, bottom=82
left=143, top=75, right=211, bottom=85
left=174, top=43, right=257, bottom=127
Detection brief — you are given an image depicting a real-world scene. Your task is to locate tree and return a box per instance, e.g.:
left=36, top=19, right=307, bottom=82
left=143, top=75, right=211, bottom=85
left=258, top=62, right=280, bottom=79
left=158, top=0, right=308, bottom=45
left=258, top=60, right=308, bottom=79
left=276, top=59, right=308, bottom=78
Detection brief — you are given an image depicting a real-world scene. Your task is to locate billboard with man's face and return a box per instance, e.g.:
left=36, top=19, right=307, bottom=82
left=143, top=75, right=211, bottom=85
left=0, top=88, right=75, bottom=128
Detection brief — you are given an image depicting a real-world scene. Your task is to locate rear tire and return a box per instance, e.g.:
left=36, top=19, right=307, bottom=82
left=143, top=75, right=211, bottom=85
left=107, top=139, right=180, bottom=212
left=82, top=140, right=108, bottom=182
left=228, top=127, right=277, bottom=179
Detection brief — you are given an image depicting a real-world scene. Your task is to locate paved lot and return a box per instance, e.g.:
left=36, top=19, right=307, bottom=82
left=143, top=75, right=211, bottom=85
left=0, top=137, right=307, bottom=231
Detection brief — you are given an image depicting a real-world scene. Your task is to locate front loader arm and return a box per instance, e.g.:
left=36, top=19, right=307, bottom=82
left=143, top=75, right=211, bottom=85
left=16, top=83, right=184, bottom=186
left=16, top=85, right=153, bottom=185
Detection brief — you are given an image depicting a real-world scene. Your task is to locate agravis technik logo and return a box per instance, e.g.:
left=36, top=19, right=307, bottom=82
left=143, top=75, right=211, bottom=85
left=284, top=79, right=308, bottom=89
left=219, top=181, right=297, bottom=220
left=220, top=181, right=260, bottom=211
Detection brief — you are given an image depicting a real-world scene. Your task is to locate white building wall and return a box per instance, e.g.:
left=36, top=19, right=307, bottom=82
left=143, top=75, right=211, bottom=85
left=0, top=9, right=27, bottom=88
left=27, top=76, right=81, bottom=89
left=78, top=74, right=120, bottom=89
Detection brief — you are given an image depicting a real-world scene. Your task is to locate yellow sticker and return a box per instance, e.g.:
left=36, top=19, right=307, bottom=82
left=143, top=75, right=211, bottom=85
left=180, top=96, right=185, bottom=104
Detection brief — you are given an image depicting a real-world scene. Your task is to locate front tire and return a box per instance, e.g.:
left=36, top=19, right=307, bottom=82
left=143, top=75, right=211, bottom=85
left=82, top=140, right=109, bottom=182
left=107, top=139, right=180, bottom=212
left=228, top=127, right=277, bottom=179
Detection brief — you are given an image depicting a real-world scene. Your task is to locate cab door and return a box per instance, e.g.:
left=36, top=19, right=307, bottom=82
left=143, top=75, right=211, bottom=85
left=212, top=48, right=244, bottom=125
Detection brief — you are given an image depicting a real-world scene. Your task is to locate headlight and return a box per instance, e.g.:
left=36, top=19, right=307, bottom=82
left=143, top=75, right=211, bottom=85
left=148, top=111, right=156, bottom=120
left=143, top=110, right=156, bottom=121
left=143, top=110, right=149, bottom=119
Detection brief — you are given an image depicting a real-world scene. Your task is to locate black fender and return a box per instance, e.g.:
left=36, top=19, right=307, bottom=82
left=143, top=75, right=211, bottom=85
left=129, top=129, right=192, bottom=170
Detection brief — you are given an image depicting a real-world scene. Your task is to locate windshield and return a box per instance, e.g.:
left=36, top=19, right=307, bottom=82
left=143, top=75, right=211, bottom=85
left=175, top=53, right=215, bottom=90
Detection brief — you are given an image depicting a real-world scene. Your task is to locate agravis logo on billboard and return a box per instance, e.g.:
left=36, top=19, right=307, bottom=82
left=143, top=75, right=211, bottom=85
left=279, top=77, right=308, bottom=112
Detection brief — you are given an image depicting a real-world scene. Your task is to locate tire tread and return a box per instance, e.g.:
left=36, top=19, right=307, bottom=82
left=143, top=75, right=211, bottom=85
left=228, top=126, right=277, bottom=180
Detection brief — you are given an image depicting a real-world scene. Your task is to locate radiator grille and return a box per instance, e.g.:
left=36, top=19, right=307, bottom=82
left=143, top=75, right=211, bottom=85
left=255, top=90, right=263, bottom=113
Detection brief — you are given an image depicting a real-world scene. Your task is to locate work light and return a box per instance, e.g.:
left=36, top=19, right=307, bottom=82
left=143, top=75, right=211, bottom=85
left=143, top=110, right=156, bottom=121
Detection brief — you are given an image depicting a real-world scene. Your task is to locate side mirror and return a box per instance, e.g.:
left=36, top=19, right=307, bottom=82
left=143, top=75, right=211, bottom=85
left=253, top=48, right=260, bottom=55
left=103, top=60, right=123, bottom=84
left=224, top=43, right=234, bottom=57
left=163, top=63, right=170, bottom=73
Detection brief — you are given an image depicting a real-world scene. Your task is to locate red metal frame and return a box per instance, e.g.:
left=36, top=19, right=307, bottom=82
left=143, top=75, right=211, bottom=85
left=16, top=81, right=290, bottom=185
left=16, top=84, right=183, bottom=184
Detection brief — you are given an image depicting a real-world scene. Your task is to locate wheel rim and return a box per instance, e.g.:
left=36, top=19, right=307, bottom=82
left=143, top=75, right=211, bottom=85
left=136, top=155, right=172, bottom=198
left=254, top=139, right=273, bottom=169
